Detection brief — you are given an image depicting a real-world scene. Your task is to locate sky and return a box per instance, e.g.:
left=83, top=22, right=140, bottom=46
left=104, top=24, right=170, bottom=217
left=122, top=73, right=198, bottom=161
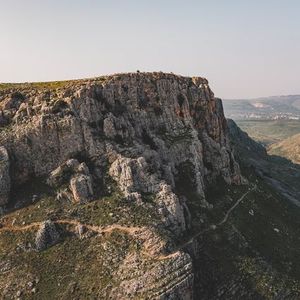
left=0, top=0, right=299, bottom=98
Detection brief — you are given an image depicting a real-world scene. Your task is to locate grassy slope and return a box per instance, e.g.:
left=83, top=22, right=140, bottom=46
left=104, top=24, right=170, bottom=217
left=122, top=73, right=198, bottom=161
left=236, top=120, right=300, bottom=146
left=1, top=168, right=300, bottom=299
left=0, top=76, right=110, bottom=92
left=0, top=81, right=72, bottom=91
left=269, top=133, right=300, bottom=164
left=202, top=169, right=300, bottom=298
left=0, top=178, right=164, bottom=299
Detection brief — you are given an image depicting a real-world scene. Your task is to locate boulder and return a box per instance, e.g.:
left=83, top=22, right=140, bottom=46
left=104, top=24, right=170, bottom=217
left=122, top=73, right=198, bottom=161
left=35, top=220, right=60, bottom=251
left=48, top=159, right=94, bottom=203
left=47, top=159, right=80, bottom=187
left=70, top=174, right=93, bottom=204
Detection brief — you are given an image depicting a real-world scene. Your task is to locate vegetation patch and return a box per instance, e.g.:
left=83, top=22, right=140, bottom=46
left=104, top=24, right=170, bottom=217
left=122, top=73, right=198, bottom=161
left=157, top=127, right=193, bottom=146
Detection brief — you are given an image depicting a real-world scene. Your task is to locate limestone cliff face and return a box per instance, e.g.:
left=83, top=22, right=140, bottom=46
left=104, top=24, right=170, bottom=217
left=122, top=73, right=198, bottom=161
left=0, top=72, right=241, bottom=298
left=0, top=72, right=240, bottom=200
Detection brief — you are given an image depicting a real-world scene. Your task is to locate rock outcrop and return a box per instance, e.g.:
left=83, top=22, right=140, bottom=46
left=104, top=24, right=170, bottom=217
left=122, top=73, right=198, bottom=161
left=110, top=251, right=193, bottom=299
left=48, top=159, right=94, bottom=203
left=0, top=146, right=10, bottom=205
left=70, top=173, right=93, bottom=203
left=109, top=155, right=186, bottom=233
left=35, top=220, right=60, bottom=251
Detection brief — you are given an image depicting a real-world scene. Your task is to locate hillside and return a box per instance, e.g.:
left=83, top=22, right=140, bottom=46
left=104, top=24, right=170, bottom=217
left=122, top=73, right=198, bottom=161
left=0, top=73, right=300, bottom=299
left=269, top=133, right=300, bottom=164
left=228, top=119, right=300, bottom=207
left=233, top=119, right=300, bottom=146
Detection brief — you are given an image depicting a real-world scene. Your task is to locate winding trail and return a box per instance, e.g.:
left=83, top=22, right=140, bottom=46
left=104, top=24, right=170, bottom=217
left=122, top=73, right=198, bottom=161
left=0, top=220, right=142, bottom=235
left=156, top=185, right=256, bottom=260
left=0, top=222, right=42, bottom=232
left=57, top=220, right=142, bottom=235
left=217, top=186, right=255, bottom=226
left=0, top=185, right=256, bottom=260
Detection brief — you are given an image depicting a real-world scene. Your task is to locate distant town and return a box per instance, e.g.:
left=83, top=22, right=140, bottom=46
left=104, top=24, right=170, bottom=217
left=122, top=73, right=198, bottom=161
left=223, top=96, right=300, bottom=120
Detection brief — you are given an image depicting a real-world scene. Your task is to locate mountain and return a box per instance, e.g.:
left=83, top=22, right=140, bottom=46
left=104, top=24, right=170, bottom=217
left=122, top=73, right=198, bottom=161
left=223, top=95, right=300, bottom=120
left=269, top=133, right=300, bottom=164
left=0, top=72, right=241, bottom=299
left=0, top=73, right=300, bottom=299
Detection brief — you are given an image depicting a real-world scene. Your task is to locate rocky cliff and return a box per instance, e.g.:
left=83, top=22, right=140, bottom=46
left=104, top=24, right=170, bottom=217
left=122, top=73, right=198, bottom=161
left=0, top=72, right=264, bottom=299
left=0, top=73, right=240, bottom=201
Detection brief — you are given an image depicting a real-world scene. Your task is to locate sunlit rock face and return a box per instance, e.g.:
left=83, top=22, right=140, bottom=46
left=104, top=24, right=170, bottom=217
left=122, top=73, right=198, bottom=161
left=0, top=72, right=240, bottom=203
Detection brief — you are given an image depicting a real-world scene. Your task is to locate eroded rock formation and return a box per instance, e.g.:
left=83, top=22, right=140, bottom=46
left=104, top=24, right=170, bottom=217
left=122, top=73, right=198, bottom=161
left=0, top=72, right=242, bottom=298
left=35, top=220, right=60, bottom=251
left=0, top=73, right=240, bottom=206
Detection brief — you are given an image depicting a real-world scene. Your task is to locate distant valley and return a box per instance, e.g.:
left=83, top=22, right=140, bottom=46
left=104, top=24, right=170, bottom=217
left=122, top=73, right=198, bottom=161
left=223, top=94, right=300, bottom=169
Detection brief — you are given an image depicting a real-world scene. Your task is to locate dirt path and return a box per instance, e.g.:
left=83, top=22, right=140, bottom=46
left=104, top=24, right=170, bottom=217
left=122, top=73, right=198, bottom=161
left=0, top=186, right=255, bottom=261
left=0, top=222, right=42, bottom=232
left=217, top=185, right=256, bottom=226
left=0, top=219, right=143, bottom=235
left=56, top=220, right=142, bottom=235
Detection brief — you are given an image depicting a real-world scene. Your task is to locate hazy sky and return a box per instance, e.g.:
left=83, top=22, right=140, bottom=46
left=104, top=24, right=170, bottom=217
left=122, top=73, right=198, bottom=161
left=1, top=0, right=299, bottom=98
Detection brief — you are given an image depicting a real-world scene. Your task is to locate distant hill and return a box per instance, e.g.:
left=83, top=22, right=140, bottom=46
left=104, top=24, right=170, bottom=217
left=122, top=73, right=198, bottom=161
left=269, top=133, right=300, bottom=164
left=223, top=95, right=300, bottom=120
left=234, top=119, right=300, bottom=146
left=223, top=95, right=300, bottom=163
